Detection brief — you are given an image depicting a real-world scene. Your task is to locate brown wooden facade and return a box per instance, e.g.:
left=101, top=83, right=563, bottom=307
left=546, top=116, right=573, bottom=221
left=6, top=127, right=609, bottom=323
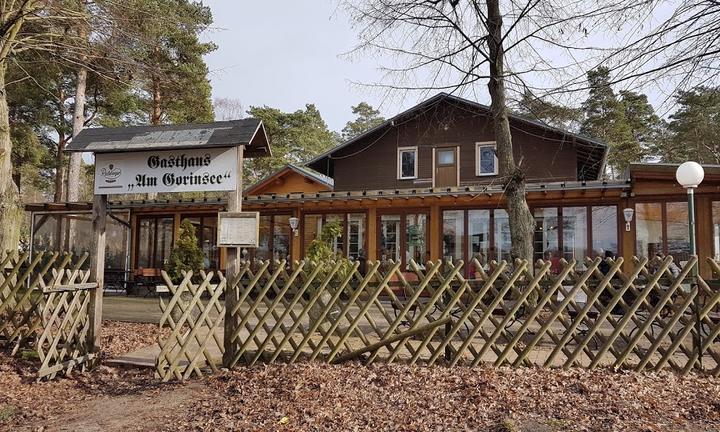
left=24, top=95, right=720, bottom=280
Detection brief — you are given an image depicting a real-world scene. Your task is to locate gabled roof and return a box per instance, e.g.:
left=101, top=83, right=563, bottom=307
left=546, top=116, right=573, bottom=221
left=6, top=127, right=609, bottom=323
left=245, top=164, right=334, bottom=195
left=66, top=118, right=271, bottom=158
left=306, top=93, right=608, bottom=181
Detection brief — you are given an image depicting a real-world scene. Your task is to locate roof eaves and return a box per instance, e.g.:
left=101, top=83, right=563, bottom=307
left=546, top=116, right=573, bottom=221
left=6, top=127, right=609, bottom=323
left=289, top=164, right=334, bottom=189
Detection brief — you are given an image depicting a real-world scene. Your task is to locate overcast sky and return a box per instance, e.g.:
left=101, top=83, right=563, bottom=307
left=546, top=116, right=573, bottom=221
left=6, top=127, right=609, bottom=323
left=203, top=1, right=399, bottom=132
left=200, top=1, right=700, bottom=130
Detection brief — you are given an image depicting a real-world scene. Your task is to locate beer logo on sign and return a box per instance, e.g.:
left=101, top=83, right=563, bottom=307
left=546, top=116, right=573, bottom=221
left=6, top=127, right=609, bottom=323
left=100, top=163, right=121, bottom=183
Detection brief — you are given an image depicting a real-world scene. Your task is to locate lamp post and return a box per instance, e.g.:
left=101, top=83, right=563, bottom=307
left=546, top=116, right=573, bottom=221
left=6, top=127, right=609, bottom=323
left=675, top=161, right=704, bottom=367
left=675, top=161, right=704, bottom=262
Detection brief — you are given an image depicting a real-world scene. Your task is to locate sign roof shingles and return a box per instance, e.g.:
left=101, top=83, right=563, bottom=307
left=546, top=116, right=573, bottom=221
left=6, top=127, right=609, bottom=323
left=66, top=118, right=269, bottom=156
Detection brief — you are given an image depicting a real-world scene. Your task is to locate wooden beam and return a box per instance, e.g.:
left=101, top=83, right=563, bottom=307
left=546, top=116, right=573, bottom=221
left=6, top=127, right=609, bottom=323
left=331, top=316, right=451, bottom=364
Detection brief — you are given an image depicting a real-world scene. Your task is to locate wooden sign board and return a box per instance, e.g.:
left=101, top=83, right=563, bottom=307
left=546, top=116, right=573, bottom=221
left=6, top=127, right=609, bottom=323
left=217, top=212, right=259, bottom=247
left=94, top=147, right=238, bottom=195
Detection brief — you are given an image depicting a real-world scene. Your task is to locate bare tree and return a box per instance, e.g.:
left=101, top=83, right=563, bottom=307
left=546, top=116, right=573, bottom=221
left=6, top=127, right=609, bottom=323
left=214, top=97, right=245, bottom=121
left=343, top=0, right=621, bottom=262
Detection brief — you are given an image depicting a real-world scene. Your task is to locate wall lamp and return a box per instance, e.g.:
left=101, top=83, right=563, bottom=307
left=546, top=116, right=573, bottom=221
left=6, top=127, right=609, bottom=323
left=289, top=217, right=299, bottom=236
left=623, top=208, right=634, bottom=232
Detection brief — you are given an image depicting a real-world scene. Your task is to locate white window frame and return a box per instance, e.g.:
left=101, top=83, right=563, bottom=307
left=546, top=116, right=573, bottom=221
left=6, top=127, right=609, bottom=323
left=397, top=146, right=418, bottom=180
left=475, top=142, right=498, bottom=176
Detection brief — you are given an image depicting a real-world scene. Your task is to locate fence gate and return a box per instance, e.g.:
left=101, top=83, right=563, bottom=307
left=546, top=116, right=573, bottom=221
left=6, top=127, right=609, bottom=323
left=0, top=252, right=98, bottom=380
left=156, top=271, right=226, bottom=381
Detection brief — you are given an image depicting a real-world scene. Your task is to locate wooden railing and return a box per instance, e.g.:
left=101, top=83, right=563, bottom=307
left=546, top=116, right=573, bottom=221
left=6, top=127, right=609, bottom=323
left=157, top=255, right=720, bottom=380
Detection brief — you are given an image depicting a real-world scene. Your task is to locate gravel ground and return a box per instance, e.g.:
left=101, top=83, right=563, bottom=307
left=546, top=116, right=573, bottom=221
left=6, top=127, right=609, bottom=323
left=0, top=321, right=719, bottom=431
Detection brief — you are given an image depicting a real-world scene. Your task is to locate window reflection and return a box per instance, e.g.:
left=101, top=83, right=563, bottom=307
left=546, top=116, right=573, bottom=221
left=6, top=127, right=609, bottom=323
left=562, top=207, right=587, bottom=261
left=136, top=215, right=173, bottom=269
left=666, top=202, right=689, bottom=263
left=303, top=213, right=366, bottom=260
left=442, top=210, right=464, bottom=263
left=591, top=206, right=618, bottom=257
left=406, top=214, right=428, bottom=267
left=494, top=209, right=512, bottom=262
left=380, top=215, right=401, bottom=262
left=180, top=215, right=218, bottom=269
left=636, top=203, right=664, bottom=258
left=534, top=208, right=559, bottom=263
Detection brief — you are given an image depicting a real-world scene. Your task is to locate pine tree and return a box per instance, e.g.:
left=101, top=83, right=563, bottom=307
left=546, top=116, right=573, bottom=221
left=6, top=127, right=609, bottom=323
left=245, top=104, right=336, bottom=183
left=580, top=67, right=641, bottom=177
left=657, top=87, right=720, bottom=164
left=341, top=102, right=385, bottom=140
left=619, top=90, right=661, bottom=155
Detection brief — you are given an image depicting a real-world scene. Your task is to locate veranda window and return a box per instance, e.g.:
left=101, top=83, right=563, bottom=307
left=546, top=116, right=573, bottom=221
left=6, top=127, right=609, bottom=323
left=442, top=205, right=617, bottom=274
left=248, top=214, right=292, bottom=263
left=303, top=212, right=367, bottom=260
left=636, top=201, right=690, bottom=263
left=379, top=211, right=428, bottom=268
left=136, top=215, right=173, bottom=269
left=713, top=202, right=720, bottom=260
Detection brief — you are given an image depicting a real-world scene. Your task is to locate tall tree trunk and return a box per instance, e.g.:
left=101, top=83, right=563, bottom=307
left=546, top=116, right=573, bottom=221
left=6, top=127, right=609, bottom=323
left=151, top=76, right=162, bottom=125
left=55, top=134, right=66, bottom=202
left=0, top=63, right=22, bottom=252
left=67, top=66, right=87, bottom=202
left=485, top=0, right=534, bottom=264
left=147, top=75, right=161, bottom=200
left=67, top=19, right=88, bottom=203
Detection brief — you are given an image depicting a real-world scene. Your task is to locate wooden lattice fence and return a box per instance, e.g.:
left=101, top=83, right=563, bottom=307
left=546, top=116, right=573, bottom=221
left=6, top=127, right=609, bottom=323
left=157, top=256, right=720, bottom=380
left=0, top=251, right=98, bottom=380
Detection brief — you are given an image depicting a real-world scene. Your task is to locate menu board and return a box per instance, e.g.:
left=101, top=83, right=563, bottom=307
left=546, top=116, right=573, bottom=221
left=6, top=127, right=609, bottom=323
left=217, top=212, right=259, bottom=247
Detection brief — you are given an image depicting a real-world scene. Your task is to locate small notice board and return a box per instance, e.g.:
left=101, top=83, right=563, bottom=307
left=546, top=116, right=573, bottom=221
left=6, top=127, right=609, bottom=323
left=217, top=212, right=260, bottom=247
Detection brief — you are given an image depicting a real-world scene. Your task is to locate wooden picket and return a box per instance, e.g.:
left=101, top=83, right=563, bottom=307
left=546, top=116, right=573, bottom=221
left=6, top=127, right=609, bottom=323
left=0, top=251, right=98, bottom=380
left=214, top=256, right=719, bottom=377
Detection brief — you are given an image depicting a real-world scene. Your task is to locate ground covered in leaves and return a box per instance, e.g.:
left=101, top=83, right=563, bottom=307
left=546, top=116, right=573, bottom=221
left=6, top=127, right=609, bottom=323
left=1, top=321, right=719, bottom=431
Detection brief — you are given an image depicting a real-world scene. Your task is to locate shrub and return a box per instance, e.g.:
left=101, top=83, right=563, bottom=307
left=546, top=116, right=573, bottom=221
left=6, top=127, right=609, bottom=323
left=165, top=219, right=204, bottom=282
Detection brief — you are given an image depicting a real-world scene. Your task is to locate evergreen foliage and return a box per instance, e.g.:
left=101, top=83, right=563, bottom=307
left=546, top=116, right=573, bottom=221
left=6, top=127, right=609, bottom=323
left=165, top=219, right=205, bottom=282
left=654, top=87, right=720, bottom=164
left=580, top=67, right=643, bottom=177
left=245, top=104, right=336, bottom=184
left=341, top=102, right=385, bottom=140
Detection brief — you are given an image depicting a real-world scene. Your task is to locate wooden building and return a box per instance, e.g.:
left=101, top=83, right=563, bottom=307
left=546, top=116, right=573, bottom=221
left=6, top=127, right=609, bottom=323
left=26, top=94, right=720, bottom=281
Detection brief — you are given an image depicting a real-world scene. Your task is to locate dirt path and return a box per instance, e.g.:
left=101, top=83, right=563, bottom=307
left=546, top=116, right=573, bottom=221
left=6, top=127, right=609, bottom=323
left=26, top=382, right=201, bottom=432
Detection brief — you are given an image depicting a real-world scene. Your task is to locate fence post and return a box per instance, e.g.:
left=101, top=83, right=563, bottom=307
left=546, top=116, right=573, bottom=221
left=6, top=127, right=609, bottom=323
left=88, top=194, right=107, bottom=357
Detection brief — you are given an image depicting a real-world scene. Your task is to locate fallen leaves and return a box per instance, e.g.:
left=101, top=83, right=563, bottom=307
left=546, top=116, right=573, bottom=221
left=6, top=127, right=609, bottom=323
left=0, top=321, right=719, bottom=431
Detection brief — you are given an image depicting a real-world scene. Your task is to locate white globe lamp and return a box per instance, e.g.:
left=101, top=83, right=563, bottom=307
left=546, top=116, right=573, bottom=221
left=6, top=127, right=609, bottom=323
left=675, top=161, right=704, bottom=189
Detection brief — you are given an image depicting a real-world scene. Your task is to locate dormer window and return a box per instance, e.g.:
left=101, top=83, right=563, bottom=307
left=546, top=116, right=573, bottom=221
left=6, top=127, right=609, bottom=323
left=398, top=146, right=418, bottom=179
left=476, top=142, right=498, bottom=176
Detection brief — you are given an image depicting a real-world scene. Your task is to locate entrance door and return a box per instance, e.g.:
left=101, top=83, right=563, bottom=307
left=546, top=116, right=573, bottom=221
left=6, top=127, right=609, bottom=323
left=435, top=147, right=458, bottom=187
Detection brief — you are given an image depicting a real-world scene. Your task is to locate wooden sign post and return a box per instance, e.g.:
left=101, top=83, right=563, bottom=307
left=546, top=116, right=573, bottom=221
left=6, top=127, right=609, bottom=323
left=223, top=146, right=244, bottom=367
left=88, top=193, right=107, bottom=356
